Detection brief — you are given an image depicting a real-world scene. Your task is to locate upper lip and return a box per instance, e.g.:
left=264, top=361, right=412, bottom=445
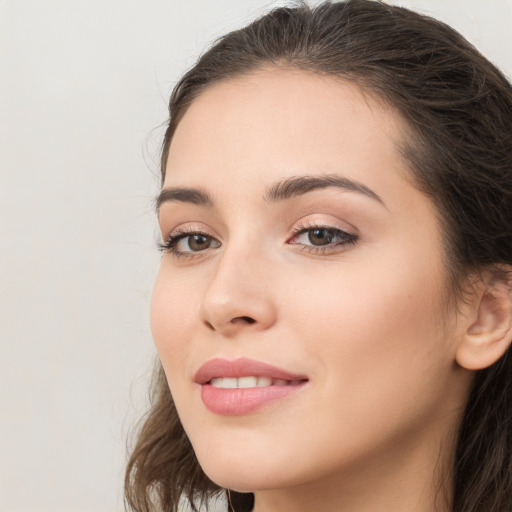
left=194, top=357, right=308, bottom=384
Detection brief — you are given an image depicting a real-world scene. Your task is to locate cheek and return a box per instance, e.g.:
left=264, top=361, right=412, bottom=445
left=290, top=247, right=442, bottom=337
left=285, top=245, right=452, bottom=415
left=150, top=267, right=198, bottom=374
left=150, top=267, right=205, bottom=429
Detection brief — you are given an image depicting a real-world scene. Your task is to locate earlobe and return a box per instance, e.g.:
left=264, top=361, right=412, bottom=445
left=456, top=277, right=512, bottom=371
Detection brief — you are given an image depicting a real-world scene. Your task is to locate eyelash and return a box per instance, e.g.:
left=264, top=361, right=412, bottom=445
left=158, top=222, right=358, bottom=260
left=157, top=225, right=215, bottom=261
left=288, top=220, right=358, bottom=254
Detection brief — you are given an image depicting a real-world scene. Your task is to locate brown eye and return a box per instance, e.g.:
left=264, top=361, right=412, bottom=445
left=159, top=229, right=222, bottom=258
left=177, top=234, right=215, bottom=252
left=308, top=228, right=335, bottom=246
left=289, top=225, right=358, bottom=253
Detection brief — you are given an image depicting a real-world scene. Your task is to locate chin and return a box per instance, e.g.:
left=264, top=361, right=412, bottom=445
left=192, top=442, right=299, bottom=493
left=195, top=451, right=269, bottom=491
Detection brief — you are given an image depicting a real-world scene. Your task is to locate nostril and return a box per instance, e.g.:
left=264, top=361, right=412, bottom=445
left=237, top=316, right=256, bottom=324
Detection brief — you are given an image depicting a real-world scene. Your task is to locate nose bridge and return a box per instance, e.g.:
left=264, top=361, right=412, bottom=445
left=199, top=234, right=277, bottom=334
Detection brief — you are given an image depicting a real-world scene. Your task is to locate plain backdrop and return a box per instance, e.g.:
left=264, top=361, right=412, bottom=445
left=1, top=1, right=511, bottom=511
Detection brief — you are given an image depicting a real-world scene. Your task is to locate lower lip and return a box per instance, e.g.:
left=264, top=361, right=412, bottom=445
left=200, top=383, right=306, bottom=415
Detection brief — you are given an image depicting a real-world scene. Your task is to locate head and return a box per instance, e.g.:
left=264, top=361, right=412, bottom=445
left=125, top=2, right=512, bottom=512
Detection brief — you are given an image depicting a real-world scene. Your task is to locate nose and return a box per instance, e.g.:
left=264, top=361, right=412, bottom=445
left=199, top=245, right=277, bottom=337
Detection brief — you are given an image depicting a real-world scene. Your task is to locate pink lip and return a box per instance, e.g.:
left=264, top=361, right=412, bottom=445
left=194, top=357, right=308, bottom=415
left=194, top=357, right=307, bottom=384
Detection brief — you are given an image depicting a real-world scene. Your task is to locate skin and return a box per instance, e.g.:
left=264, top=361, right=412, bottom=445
left=152, top=69, right=479, bottom=512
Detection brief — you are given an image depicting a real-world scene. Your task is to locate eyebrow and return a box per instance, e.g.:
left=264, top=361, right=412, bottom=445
left=155, top=187, right=213, bottom=212
left=155, top=174, right=385, bottom=213
left=265, top=174, right=385, bottom=206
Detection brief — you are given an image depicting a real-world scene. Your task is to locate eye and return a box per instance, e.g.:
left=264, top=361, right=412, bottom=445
left=298, top=227, right=340, bottom=246
left=288, top=222, right=357, bottom=253
left=159, top=229, right=221, bottom=259
left=176, top=234, right=215, bottom=252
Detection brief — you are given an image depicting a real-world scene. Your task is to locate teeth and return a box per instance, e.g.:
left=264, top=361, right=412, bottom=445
left=238, top=376, right=257, bottom=388
left=209, top=376, right=295, bottom=389
left=256, top=376, right=272, bottom=387
left=210, top=377, right=237, bottom=389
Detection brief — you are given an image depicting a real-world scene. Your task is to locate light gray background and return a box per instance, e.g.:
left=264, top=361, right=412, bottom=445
left=1, top=1, right=511, bottom=511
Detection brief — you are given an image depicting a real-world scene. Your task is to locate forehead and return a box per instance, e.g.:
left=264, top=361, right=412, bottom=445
left=165, top=68, right=414, bottom=211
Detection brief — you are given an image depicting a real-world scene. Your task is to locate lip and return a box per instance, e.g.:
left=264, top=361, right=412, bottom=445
left=194, top=357, right=308, bottom=415
left=194, top=357, right=307, bottom=384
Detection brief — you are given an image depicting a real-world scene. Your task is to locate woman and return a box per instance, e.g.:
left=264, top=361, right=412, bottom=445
left=125, top=1, right=512, bottom=511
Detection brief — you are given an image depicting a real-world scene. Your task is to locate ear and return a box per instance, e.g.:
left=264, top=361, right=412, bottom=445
left=456, top=273, right=512, bottom=370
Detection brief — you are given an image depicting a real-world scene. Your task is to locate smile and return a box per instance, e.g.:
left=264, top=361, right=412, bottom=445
left=195, top=358, right=308, bottom=415
left=210, top=376, right=304, bottom=388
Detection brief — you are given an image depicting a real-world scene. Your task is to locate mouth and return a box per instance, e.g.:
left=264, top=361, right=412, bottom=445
left=194, top=357, right=309, bottom=415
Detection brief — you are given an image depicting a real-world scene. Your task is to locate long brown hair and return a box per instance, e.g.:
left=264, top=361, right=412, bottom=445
left=125, top=2, right=512, bottom=511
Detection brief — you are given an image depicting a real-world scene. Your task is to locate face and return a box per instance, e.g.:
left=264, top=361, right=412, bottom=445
left=152, top=69, right=470, bottom=495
